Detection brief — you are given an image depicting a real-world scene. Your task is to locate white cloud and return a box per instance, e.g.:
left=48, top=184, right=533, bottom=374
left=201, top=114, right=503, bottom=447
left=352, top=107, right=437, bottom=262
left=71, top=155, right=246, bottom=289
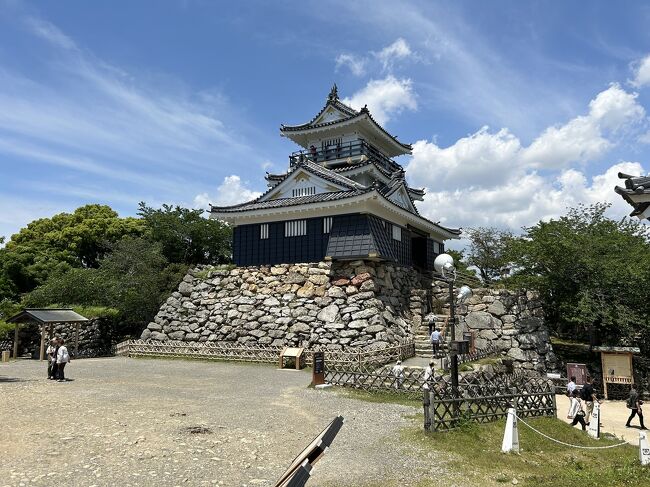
left=335, top=53, right=366, bottom=77
left=193, top=175, right=262, bottom=209
left=375, top=38, right=412, bottom=71
left=630, top=54, right=650, bottom=88
left=418, top=162, right=645, bottom=231
left=523, top=84, right=644, bottom=169
left=25, top=17, right=76, bottom=50
left=342, top=76, right=417, bottom=125
left=407, top=84, right=647, bottom=233
left=408, top=127, right=522, bottom=189
left=408, top=84, right=645, bottom=198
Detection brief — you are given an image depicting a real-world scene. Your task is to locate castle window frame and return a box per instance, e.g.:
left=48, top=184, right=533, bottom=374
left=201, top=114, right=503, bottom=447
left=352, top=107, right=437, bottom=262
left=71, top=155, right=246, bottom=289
left=323, top=217, right=333, bottom=234
left=285, top=219, right=307, bottom=237
left=392, top=224, right=402, bottom=241
left=260, top=223, right=269, bottom=240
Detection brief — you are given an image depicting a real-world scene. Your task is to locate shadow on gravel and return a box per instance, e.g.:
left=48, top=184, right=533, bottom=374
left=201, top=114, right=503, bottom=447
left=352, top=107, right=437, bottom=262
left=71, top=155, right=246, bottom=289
left=0, top=376, right=26, bottom=383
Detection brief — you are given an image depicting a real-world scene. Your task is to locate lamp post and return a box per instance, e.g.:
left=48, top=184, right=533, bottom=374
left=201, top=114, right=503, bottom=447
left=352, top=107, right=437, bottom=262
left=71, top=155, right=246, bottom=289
left=433, top=254, right=473, bottom=398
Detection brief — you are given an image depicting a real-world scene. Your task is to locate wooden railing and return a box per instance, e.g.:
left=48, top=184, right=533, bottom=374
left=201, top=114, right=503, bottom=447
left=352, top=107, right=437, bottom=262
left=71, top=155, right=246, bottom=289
left=115, top=338, right=415, bottom=367
left=289, top=140, right=400, bottom=172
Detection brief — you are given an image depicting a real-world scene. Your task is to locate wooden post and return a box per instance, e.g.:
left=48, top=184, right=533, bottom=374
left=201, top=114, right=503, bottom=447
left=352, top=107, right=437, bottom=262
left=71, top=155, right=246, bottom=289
left=75, top=322, right=80, bottom=356
left=13, top=323, right=19, bottom=359
left=600, top=352, right=608, bottom=399
left=39, top=324, right=46, bottom=361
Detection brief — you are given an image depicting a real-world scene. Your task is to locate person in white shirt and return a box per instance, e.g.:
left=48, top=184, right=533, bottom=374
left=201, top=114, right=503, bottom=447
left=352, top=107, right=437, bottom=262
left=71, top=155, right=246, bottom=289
left=46, top=338, right=58, bottom=380
left=56, top=338, right=71, bottom=382
left=430, top=329, right=442, bottom=357
left=567, top=390, right=586, bottom=430
left=423, top=360, right=435, bottom=390
left=392, top=360, right=404, bottom=389
left=566, top=376, right=577, bottom=396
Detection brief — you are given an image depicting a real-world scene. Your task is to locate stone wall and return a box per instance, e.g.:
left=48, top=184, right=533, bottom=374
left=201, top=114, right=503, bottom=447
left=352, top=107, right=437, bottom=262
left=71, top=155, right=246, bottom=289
left=142, top=261, right=557, bottom=372
left=437, top=285, right=557, bottom=373
left=142, top=261, right=428, bottom=350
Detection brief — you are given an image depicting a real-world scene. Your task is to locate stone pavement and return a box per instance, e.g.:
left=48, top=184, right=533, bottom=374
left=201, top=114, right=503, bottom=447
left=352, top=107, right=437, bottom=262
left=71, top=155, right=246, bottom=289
left=556, top=394, right=645, bottom=445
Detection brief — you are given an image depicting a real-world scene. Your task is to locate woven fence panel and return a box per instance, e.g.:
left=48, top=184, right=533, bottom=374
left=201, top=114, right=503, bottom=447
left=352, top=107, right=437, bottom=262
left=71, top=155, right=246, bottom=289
left=115, top=338, right=415, bottom=367
left=424, top=372, right=557, bottom=431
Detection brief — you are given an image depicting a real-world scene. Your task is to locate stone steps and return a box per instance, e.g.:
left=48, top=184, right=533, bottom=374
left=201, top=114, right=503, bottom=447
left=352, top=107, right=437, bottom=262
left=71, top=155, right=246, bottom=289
left=413, top=316, right=451, bottom=357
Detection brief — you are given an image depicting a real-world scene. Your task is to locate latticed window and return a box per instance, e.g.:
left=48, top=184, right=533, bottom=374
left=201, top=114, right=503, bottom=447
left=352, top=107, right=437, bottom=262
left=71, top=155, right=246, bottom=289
left=292, top=186, right=316, bottom=197
left=323, top=217, right=333, bottom=234
left=260, top=224, right=269, bottom=239
left=392, top=224, right=402, bottom=241
left=285, top=219, right=307, bottom=237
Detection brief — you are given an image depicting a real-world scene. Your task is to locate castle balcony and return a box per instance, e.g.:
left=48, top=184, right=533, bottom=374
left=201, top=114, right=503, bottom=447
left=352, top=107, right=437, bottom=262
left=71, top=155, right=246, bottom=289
left=289, top=140, right=400, bottom=173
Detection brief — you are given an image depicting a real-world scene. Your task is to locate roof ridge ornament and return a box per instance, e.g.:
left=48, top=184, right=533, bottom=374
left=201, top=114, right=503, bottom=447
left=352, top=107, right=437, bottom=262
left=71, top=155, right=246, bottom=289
left=328, top=83, right=339, bottom=102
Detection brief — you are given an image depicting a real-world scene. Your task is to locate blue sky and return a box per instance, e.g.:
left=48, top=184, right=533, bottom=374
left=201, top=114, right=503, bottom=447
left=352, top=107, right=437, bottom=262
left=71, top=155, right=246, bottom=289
left=2, top=1, right=650, bottom=244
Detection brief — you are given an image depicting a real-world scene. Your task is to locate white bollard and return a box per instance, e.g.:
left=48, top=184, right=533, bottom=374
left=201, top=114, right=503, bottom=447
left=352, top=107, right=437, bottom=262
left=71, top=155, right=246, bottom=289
left=501, top=407, right=519, bottom=453
left=587, top=402, right=600, bottom=439
left=641, top=431, right=650, bottom=466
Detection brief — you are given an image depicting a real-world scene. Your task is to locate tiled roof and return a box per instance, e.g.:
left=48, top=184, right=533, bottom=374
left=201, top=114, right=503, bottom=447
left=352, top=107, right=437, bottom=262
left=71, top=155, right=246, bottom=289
left=210, top=188, right=372, bottom=213
left=331, top=159, right=397, bottom=178
left=262, top=161, right=363, bottom=191
left=615, top=172, right=650, bottom=217
left=280, top=87, right=412, bottom=152
left=300, top=161, right=364, bottom=190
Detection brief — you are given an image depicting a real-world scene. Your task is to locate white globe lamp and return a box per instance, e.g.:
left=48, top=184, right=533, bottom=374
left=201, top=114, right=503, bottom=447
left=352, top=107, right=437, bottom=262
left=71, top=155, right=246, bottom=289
left=457, top=285, right=473, bottom=303
left=433, top=253, right=455, bottom=277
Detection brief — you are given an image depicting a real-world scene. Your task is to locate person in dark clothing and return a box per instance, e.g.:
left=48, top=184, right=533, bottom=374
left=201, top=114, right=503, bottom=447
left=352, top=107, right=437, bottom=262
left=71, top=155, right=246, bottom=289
left=580, top=376, right=598, bottom=425
left=46, top=338, right=58, bottom=380
left=625, top=384, right=647, bottom=429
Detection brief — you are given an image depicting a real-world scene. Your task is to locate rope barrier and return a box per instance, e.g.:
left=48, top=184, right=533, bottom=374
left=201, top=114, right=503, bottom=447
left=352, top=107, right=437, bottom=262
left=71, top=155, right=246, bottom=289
left=515, top=414, right=629, bottom=450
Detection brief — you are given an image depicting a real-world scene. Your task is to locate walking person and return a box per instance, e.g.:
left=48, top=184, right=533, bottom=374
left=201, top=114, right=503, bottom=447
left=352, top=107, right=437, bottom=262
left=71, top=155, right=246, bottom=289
left=567, top=390, right=587, bottom=430
left=580, top=376, right=598, bottom=425
left=46, top=338, right=58, bottom=380
left=566, top=376, right=577, bottom=396
left=392, top=360, right=404, bottom=389
left=430, top=328, right=442, bottom=358
left=625, top=384, right=647, bottom=430
left=425, top=313, right=437, bottom=337
left=423, top=360, right=435, bottom=390
left=55, top=338, right=71, bottom=382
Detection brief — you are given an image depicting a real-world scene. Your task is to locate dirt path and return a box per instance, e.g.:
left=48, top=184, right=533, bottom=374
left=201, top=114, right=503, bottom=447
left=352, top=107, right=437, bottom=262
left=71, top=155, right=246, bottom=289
left=556, top=394, right=645, bottom=444
left=0, top=357, right=449, bottom=487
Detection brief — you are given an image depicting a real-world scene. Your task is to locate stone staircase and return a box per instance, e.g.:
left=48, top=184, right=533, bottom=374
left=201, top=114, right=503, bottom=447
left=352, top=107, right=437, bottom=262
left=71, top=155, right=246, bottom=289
left=414, top=314, right=452, bottom=358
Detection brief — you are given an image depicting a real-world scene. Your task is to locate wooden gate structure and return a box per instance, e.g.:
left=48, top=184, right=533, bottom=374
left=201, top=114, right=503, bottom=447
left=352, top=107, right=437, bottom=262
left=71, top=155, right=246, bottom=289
left=7, top=308, right=89, bottom=360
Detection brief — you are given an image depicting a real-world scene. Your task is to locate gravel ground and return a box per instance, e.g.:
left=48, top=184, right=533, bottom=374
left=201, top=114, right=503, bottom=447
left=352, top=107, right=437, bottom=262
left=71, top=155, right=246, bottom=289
left=0, top=357, right=452, bottom=487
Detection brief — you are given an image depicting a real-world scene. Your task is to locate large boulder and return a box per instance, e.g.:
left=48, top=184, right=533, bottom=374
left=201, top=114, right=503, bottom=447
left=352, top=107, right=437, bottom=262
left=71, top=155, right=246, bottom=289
left=317, top=304, right=339, bottom=323
left=465, top=311, right=500, bottom=330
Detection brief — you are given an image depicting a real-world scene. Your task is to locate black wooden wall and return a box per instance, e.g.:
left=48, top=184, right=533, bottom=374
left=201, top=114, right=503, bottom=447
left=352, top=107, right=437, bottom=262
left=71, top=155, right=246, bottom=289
left=232, top=213, right=443, bottom=270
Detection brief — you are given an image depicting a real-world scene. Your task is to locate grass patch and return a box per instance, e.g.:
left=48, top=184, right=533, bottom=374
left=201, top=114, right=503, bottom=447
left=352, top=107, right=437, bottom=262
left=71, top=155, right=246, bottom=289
left=327, top=386, right=422, bottom=407
left=401, top=416, right=648, bottom=486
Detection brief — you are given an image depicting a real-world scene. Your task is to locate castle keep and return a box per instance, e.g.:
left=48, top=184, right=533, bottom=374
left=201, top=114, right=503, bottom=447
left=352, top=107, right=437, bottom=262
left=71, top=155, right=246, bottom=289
left=142, top=86, right=556, bottom=371
left=210, top=85, right=460, bottom=269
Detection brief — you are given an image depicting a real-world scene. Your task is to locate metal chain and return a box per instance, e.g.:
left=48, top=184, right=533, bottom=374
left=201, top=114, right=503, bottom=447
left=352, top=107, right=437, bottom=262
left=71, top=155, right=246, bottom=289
left=515, top=414, right=630, bottom=450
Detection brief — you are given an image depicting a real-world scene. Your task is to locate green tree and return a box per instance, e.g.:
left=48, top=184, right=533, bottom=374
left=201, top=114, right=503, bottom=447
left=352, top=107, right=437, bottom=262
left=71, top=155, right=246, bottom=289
left=26, top=237, right=187, bottom=336
left=138, top=203, right=232, bottom=265
left=505, top=203, right=650, bottom=349
left=0, top=205, right=146, bottom=298
left=465, top=227, right=513, bottom=283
